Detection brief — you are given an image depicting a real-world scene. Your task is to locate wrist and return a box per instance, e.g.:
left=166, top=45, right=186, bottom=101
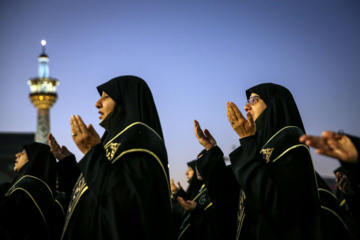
left=205, top=142, right=217, bottom=151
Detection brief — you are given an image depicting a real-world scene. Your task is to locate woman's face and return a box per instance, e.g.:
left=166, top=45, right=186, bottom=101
left=244, top=92, right=267, bottom=121
left=185, top=166, right=195, bottom=180
left=14, top=150, right=29, bottom=172
left=95, top=91, right=116, bottom=123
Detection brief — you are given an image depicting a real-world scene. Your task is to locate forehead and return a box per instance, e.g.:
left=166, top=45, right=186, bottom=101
left=250, top=92, right=260, bottom=97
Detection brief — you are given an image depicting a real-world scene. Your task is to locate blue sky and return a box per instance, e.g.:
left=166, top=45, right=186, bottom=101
left=1, top=0, right=360, bottom=186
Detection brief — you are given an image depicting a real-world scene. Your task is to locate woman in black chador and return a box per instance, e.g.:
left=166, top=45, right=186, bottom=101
left=52, top=75, right=174, bottom=240
left=0, top=142, right=63, bottom=240
left=196, top=83, right=324, bottom=239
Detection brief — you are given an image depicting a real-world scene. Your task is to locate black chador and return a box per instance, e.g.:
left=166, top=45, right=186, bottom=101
left=177, top=184, right=217, bottom=240
left=172, top=159, right=203, bottom=232
left=0, top=143, right=63, bottom=240
left=230, top=83, right=323, bottom=240
left=58, top=76, right=174, bottom=240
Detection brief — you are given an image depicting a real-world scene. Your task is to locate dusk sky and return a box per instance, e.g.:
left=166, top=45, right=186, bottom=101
left=1, top=0, right=360, bottom=186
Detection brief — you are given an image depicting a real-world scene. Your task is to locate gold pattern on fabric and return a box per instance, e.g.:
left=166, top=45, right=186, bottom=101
left=5, top=175, right=53, bottom=238
left=260, top=148, right=274, bottom=163
left=236, top=190, right=246, bottom=240
left=9, top=187, right=48, bottom=228
left=61, top=174, right=88, bottom=240
left=178, top=223, right=191, bottom=240
left=204, top=202, right=213, bottom=211
left=55, top=199, right=65, bottom=216
left=104, top=122, right=163, bottom=148
left=105, top=142, right=121, bottom=160
left=6, top=175, right=54, bottom=199
left=112, top=148, right=172, bottom=204
left=321, top=206, right=351, bottom=235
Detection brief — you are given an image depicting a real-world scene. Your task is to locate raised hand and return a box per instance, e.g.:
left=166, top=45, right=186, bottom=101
left=336, top=172, right=354, bottom=196
left=299, top=131, right=358, bottom=163
left=226, top=101, right=256, bottom=139
left=177, top=196, right=197, bottom=212
left=48, top=133, right=73, bottom=161
left=170, top=179, right=182, bottom=194
left=194, top=120, right=216, bottom=151
left=70, top=115, right=101, bottom=155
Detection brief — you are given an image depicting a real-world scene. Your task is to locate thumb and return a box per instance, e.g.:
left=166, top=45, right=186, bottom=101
left=177, top=182, right=182, bottom=188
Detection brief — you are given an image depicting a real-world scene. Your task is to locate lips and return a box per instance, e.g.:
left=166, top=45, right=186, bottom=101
left=98, top=111, right=104, bottom=119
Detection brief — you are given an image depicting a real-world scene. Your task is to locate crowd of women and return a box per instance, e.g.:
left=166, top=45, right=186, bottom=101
left=0, top=75, right=359, bottom=240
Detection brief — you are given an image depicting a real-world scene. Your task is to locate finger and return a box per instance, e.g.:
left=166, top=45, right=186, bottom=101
left=177, top=182, right=182, bottom=188
left=299, top=134, right=306, bottom=142
left=322, top=131, right=339, bottom=139
left=226, top=102, right=234, bottom=123
left=194, top=120, right=203, bottom=139
left=48, top=134, right=60, bottom=151
left=226, top=102, right=237, bottom=122
left=170, top=179, right=175, bottom=186
left=231, top=102, right=246, bottom=122
left=338, top=175, right=346, bottom=187
left=75, top=115, right=87, bottom=134
left=303, top=135, right=327, bottom=149
left=204, top=129, right=214, bottom=141
left=70, top=116, right=78, bottom=135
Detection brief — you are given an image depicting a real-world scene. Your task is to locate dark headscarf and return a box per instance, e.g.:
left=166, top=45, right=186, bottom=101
left=97, top=75, right=164, bottom=145
left=185, top=150, right=207, bottom=199
left=246, top=83, right=305, bottom=147
left=13, top=142, right=57, bottom=194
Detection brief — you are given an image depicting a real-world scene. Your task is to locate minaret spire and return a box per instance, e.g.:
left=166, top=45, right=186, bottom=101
left=28, top=40, right=59, bottom=144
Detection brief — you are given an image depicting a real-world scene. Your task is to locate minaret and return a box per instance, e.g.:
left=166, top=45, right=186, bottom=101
left=28, top=40, right=59, bottom=145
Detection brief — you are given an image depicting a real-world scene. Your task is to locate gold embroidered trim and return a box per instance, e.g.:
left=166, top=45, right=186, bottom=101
left=55, top=199, right=65, bottom=216
left=321, top=206, right=351, bottom=235
left=192, top=185, right=206, bottom=201
left=178, top=223, right=191, bottom=240
left=340, top=199, right=346, bottom=207
left=269, top=142, right=320, bottom=199
left=272, top=144, right=307, bottom=163
left=7, top=175, right=54, bottom=199
left=204, top=202, right=213, bottom=211
left=105, top=142, right=121, bottom=160
left=9, top=187, right=48, bottom=228
left=61, top=174, right=88, bottom=239
left=112, top=148, right=171, bottom=203
left=318, top=188, right=338, bottom=201
left=260, top=148, right=274, bottom=163
left=261, top=126, right=299, bottom=148
left=104, top=122, right=163, bottom=148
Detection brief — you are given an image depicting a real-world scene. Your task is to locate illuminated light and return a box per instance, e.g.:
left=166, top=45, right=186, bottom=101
left=46, top=96, right=49, bottom=100
left=39, top=96, right=43, bottom=100
left=41, top=40, right=46, bottom=46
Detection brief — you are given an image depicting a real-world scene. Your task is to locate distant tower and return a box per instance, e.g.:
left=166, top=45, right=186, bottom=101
left=28, top=40, right=59, bottom=144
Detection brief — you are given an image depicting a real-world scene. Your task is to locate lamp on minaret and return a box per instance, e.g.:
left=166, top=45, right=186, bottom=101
left=27, top=40, right=59, bottom=145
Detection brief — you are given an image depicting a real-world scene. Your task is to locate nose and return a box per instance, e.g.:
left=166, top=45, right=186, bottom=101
left=244, top=103, right=251, bottom=112
left=95, top=98, right=102, bottom=109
